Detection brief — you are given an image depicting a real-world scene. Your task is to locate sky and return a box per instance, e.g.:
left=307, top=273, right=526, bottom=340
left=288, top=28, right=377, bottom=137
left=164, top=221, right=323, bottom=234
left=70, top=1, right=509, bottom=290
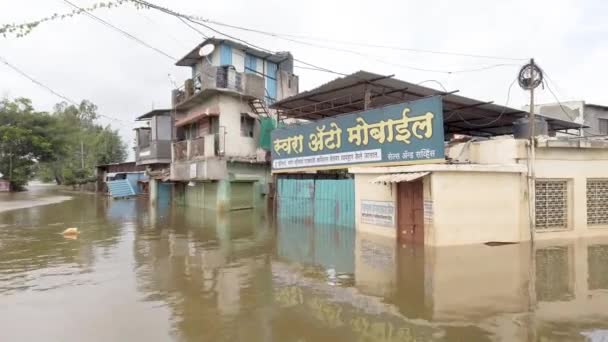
left=1, top=0, right=607, bottom=156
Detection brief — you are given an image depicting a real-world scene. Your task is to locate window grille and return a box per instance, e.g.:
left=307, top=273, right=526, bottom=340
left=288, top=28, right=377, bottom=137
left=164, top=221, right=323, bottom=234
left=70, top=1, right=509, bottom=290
left=587, top=179, right=608, bottom=225
left=536, top=180, right=568, bottom=231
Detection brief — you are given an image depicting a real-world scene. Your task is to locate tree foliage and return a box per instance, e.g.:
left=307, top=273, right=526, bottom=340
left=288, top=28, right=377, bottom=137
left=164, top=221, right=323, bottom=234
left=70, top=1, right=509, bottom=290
left=0, top=97, right=127, bottom=191
left=0, top=0, right=149, bottom=38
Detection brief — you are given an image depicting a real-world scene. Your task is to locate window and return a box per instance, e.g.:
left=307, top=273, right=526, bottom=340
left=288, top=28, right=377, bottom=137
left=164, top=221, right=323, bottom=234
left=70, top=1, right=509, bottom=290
left=587, top=179, right=608, bottom=226
left=240, top=113, right=255, bottom=138
left=137, top=129, right=151, bottom=148
left=599, top=118, right=608, bottom=135
left=536, top=180, right=569, bottom=231
left=184, top=122, right=199, bottom=140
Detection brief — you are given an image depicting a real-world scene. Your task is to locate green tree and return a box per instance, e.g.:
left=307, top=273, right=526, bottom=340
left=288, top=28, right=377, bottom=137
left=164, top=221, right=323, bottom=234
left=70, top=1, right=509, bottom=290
left=0, top=97, right=128, bottom=191
left=39, top=100, right=127, bottom=186
left=0, top=98, right=57, bottom=190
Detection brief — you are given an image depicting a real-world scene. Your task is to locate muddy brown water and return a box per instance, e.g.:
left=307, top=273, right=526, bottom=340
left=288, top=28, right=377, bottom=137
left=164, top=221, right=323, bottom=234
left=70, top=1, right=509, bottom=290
left=1, top=186, right=607, bottom=341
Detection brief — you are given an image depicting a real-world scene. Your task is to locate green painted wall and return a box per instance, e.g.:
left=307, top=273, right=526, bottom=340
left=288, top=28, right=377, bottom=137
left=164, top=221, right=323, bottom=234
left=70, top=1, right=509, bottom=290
left=230, top=182, right=254, bottom=210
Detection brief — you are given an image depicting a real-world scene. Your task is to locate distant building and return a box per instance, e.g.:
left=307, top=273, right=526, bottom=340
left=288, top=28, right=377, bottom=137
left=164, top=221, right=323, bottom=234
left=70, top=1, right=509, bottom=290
left=0, top=179, right=9, bottom=192
left=524, top=101, right=608, bottom=136
left=133, top=109, right=173, bottom=205
left=168, top=38, right=299, bottom=210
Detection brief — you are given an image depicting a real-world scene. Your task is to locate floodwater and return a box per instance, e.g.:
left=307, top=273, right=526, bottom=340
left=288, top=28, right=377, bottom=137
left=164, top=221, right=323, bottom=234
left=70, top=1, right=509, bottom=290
left=1, top=187, right=608, bottom=341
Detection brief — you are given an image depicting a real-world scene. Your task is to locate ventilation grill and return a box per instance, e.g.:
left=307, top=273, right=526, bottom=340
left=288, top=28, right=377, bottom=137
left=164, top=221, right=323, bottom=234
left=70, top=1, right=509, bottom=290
left=536, top=180, right=568, bottom=231
left=587, top=179, right=608, bottom=226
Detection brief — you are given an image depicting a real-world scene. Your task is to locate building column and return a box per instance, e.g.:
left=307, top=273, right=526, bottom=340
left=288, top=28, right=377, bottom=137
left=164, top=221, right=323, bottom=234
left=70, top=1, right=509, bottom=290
left=149, top=178, right=158, bottom=206
left=217, top=180, right=231, bottom=212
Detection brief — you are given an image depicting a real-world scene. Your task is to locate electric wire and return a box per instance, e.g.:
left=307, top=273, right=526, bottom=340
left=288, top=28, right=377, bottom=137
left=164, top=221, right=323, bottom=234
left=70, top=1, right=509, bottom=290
left=62, top=0, right=176, bottom=61
left=450, top=77, right=517, bottom=127
left=1, top=55, right=129, bottom=124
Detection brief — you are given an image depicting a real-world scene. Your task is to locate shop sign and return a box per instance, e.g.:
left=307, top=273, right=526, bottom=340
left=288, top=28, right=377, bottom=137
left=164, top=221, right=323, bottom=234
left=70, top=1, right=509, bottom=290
left=271, top=96, right=444, bottom=172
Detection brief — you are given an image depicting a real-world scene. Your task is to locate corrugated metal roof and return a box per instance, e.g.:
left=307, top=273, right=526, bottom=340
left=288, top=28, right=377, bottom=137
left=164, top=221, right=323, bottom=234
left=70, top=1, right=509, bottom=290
left=371, top=172, right=430, bottom=184
left=271, top=71, right=585, bottom=136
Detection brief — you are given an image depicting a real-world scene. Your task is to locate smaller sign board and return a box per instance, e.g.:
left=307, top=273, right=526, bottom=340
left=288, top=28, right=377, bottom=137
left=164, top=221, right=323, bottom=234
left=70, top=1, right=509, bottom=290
left=361, top=200, right=395, bottom=227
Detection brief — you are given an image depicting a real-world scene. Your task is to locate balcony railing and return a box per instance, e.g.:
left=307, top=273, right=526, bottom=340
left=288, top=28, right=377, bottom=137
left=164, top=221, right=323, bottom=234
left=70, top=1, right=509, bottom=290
left=172, top=136, right=215, bottom=162
left=190, top=137, right=205, bottom=158
left=172, top=65, right=265, bottom=108
left=173, top=140, right=188, bottom=162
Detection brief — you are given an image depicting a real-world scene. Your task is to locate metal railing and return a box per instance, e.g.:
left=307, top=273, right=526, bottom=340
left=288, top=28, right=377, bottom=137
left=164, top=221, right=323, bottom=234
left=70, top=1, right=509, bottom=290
left=190, top=137, right=205, bottom=158
left=173, top=140, right=188, bottom=162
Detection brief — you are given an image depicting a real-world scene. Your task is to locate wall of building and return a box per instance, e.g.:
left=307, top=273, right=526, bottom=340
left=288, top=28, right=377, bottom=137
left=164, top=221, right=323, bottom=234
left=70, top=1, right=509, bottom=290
left=429, top=171, right=528, bottom=246
left=218, top=95, right=261, bottom=158
left=533, top=143, right=608, bottom=240
left=584, top=105, right=608, bottom=136
left=354, top=173, right=397, bottom=239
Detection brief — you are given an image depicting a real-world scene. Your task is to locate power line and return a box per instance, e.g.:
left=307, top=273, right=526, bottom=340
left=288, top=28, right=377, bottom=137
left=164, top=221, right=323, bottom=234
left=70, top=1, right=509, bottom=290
left=1, top=55, right=129, bottom=124
left=135, top=10, right=190, bottom=48
left=128, top=0, right=347, bottom=76
left=128, top=0, right=522, bottom=76
left=451, top=77, right=517, bottom=127
left=62, top=0, right=176, bottom=61
left=176, top=16, right=208, bottom=39
left=145, top=3, right=526, bottom=62
left=0, top=55, right=78, bottom=105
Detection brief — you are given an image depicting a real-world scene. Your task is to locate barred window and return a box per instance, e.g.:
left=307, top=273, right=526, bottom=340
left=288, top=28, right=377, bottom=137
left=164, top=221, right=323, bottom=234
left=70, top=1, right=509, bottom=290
left=536, top=180, right=568, bottom=231
left=587, top=179, right=608, bottom=226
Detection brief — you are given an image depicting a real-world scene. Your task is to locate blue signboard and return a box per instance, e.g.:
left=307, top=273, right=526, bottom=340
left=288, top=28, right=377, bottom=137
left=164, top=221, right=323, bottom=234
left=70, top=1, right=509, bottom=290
left=271, top=96, right=444, bottom=172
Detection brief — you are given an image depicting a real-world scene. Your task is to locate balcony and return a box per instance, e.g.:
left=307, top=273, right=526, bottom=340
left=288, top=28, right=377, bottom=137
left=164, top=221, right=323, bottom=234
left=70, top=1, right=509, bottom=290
left=172, top=64, right=265, bottom=110
left=171, top=136, right=218, bottom=163
left=135, top=140, right=172, bottom=166
left=170, top=136, right=229, bottom=181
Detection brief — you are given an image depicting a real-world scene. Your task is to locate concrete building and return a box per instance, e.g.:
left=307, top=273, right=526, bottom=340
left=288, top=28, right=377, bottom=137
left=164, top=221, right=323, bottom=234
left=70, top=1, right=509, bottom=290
left=524, top=101, right=608, bottom=137
left=134, top=109, right=173, bottom=204
left=353, top=137, right=608, bottom=246
left=270, top=71, right=606, bottom=246
left=168, top=38, right=299, bottom=210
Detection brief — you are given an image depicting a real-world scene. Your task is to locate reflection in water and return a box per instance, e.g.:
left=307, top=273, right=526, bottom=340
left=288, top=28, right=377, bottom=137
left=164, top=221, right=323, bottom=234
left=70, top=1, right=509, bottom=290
left=1, top=188, right=608, bottom=341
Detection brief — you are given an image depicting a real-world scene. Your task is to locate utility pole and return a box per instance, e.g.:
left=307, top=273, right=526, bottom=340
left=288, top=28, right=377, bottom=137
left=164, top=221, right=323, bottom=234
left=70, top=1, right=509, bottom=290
left=528, top=58, right=536, bottom=244
left=518, top=57, right=543, bottom=342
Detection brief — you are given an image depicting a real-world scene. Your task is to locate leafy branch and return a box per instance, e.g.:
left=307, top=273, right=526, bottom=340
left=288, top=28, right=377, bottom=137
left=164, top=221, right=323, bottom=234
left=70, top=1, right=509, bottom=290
left=0, top=0, right=150, bottom=38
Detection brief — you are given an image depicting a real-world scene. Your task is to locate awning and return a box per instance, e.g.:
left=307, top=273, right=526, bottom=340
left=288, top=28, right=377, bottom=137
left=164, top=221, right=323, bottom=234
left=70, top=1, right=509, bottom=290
left=371, top=172, right=430, bottom=184
left=175, top=110, right=219, bottom=127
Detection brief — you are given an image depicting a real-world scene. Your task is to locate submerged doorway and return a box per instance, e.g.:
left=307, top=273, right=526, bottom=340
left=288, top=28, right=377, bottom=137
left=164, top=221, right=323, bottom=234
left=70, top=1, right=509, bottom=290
left=398, top=180, right=424, bottom=244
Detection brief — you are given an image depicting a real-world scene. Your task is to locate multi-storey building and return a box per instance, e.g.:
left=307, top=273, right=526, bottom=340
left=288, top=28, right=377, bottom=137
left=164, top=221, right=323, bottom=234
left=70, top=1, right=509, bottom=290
left=168, top=38, right=298, bottom=210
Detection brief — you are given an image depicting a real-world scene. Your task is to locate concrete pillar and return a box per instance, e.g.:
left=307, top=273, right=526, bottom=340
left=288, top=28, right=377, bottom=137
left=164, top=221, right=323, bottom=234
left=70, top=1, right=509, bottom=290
left=149, top=178, right=158, bottom=206
left=217, top=180, right=231, bottom=212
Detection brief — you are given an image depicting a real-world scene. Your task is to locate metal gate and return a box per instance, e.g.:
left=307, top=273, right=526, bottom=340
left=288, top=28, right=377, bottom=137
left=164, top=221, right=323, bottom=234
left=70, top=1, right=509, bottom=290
left=277, top=177, right=355, bottom=228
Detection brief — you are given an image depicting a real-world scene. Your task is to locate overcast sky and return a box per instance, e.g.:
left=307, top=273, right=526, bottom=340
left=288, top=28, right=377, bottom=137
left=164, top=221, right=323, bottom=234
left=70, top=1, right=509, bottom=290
left=1, top=0, right=606, bottom=156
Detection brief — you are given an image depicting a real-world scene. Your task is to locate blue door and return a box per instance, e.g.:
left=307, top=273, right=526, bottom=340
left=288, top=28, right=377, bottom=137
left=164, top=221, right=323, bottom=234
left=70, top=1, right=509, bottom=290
left=265, top=62, right=278, bottom=104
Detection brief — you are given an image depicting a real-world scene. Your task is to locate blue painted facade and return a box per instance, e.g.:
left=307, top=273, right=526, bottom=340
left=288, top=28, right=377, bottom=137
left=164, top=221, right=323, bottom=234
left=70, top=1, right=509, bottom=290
left=277, top=178, right=355, bottom=227
left=244, top=53, right=257, bottom=74
left=219, top=44, right=233, bottom=66
left=157, top=182, right=172, bottom=205
left=265, top=61, right=278, bottom=103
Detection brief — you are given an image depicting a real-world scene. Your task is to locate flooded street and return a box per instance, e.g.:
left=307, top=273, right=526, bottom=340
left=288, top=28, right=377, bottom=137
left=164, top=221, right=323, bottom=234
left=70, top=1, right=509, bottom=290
left=1, top=187, right=608, bottom=341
